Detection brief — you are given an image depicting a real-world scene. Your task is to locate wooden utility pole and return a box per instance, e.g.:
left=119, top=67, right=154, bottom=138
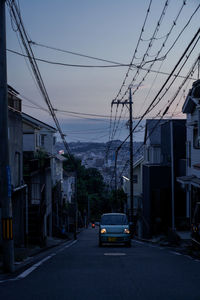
left=129, top=87, right=134, bottom=234
left=112, top=87, right=134, bottom=234
left=0, top=0, right=15, bottom=272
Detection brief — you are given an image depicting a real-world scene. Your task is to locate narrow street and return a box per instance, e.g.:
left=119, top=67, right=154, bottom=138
left=0, top=228, right=200, bottom=300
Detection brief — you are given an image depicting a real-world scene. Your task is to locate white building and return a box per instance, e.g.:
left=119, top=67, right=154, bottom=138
left=177, top=80, right=200, bottom=223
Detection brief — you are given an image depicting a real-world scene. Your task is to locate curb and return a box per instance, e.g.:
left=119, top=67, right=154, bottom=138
left=0, top=238, right=76, bottom=281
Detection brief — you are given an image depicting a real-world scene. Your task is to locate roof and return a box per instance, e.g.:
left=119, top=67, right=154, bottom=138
left=182, top=80, right=200, bottom=114
left=55, top=154, right=67, bottom=161
left=177, top=175, right=200, bottom=188
left=133, top=156, right=144, bottom=168
left=7, top=85, right=19, bottom=95
left=22, top=113, right=57, bottom=132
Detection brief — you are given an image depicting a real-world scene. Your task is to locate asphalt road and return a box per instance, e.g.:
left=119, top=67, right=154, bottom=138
left=1, top=227, right=200, bottom=300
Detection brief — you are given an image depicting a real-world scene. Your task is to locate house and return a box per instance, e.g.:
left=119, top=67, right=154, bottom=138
left=122, top=156, right=144, bottom=236
left=22, top=113, right=57, bottom=245
left=51, top=154, right=68, bottom=236
left=177, top=79, right=200, bottom=228
left=142, top=119, right=186, bottom=237
left=8, top=86, right=26, bottom=246
left=62, top=171, right=76, bottom=232
left=122, top=156, right=144, bottom=215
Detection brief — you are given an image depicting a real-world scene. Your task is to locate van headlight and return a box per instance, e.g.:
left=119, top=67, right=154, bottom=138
left=124, top=228, right=130, bottom=234
left=101, top=228, right=107, bottom=234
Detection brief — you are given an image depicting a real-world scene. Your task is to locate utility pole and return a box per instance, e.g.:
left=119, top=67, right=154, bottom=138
left=170, top=120, right=175, bottom=231
left=129, top=87, right=134, bottom=235
left=114, top=148, right=119, bottom=203
left=0, top=0, right=15, bottom=272
left=74, top=172, right=77, bottom=240
left=112, top=86, right=134, bottom=234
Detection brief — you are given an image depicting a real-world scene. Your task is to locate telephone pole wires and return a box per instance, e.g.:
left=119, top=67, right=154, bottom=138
left=0, top=0, right=15, bottom=272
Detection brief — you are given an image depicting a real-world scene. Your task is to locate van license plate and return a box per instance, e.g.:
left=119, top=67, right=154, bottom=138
left=108, top=237, right=117, bottom=242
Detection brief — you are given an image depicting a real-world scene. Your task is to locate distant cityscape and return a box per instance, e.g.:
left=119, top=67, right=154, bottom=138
left=55, top=140, right=144, bottom=187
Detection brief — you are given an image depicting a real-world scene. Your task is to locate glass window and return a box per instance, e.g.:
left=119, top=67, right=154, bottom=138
left=133, top=175, right=138, bottom=183
left=101, top=214, right=128, bottom=225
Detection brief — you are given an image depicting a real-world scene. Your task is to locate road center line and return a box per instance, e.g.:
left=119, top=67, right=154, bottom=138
left=104, top=253, right=126, bottom=256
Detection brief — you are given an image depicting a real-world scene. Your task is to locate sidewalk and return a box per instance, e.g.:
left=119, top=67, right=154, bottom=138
left=136, top=230, right=191, bottom=245
left=0, top=232, right=76, bottom=277
left=136, top=230, right=200, bottom=259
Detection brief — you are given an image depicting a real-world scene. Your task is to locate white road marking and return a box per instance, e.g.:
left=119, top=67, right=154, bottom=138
left=64, top=240, right=77, bottom=248
left=134, top=240, right=144, bottom=245
left=170, top=251, right=182, bottom=256
left=0, top=240, right=78, bottom=283
left=104, top=253, right=126, bottom=256
left=183, top=255, right=193, bottom=260
left=17, top=266, right=37, bottom=279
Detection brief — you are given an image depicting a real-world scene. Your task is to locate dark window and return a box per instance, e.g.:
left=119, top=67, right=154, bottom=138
left=187, top=141, right=191, bottom=168
left=193, top=128, right=200, bottom=149
left=133, top=175, right=138, bottom=183
left=41, top=134, right=46, bottom=146
left=101, top=214, right=128, bottom=225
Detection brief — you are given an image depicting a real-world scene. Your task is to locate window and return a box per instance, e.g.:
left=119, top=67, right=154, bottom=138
left=35, top=133, right=39, bottom=147
left=193, top=127, right=200, bottom=149
left=145, top=148, right=150, bottom=162
left=41, top=134, right=46, bottom=147
left=187, top=141, right=191, bottom=168
left=133, top=175, right=138, bottom=183
left=101, top=214, right=128, bottom=225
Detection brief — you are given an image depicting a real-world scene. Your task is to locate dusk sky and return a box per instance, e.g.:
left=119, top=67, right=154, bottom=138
left=6, top=0, right=200, bottom=142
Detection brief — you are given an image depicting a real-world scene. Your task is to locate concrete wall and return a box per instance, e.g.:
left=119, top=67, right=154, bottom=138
left=142, top=165, right=171, bottom=237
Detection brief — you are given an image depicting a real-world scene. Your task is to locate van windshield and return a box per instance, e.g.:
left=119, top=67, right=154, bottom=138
left=101, top=214, right=128, bottom=225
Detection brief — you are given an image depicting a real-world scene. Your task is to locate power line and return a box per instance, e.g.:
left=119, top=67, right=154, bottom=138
left=105, top=0, right=153, bottom=161
left=114, top=27, right=200, bottom=154
left=118, top=0, right=170, bottom=102
left=7, top=48, right=158, bottom=68
left=113, top=0, right=153, bottom=101
left=107, top=0, right=172, bottom=162
left=30, top=41, right=127, bottom=65
left=6, top=0, right=74, bottom=164
left=163, top=2, right=200, bottom=58
left=122, top=0, right=187, bottom=102
left=7, top=48, right=196, bottom=80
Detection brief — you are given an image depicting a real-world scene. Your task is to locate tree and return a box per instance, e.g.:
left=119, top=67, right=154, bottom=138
left=62, top=154, right=127, bottom=221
